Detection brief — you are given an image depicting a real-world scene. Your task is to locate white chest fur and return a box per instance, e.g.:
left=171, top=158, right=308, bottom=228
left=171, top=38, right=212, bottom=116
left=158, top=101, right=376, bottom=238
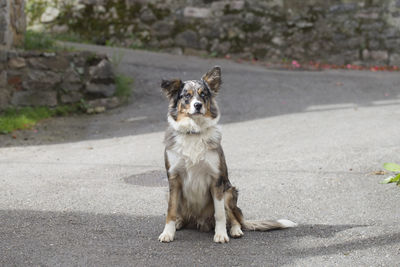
left=166, top=135, right=220, bottom=213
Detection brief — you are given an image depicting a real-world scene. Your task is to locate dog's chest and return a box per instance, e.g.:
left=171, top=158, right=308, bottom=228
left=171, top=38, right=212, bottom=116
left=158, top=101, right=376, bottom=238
left=167, top=134, right=220, bottom=212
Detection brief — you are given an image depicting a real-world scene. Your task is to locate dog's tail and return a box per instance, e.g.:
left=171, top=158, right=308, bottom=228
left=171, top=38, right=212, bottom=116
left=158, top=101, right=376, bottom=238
left=242, top=219, right=297, bottom=231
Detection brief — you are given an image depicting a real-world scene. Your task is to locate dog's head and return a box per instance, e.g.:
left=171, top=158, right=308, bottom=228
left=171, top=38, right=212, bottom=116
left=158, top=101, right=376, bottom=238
left=161, top=66, right=221, bottom=133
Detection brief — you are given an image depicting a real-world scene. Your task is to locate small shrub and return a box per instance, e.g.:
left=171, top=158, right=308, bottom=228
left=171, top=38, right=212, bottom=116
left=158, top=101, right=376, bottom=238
left=380, top=163, right=400, bottom=186
left=23, top=30, right=56, bottom=51
left=115, top=74, right=134, bottom=100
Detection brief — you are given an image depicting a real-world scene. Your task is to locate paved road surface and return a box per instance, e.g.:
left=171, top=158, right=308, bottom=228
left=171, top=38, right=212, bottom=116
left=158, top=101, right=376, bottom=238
left=1, top=43, right=400, bottom=266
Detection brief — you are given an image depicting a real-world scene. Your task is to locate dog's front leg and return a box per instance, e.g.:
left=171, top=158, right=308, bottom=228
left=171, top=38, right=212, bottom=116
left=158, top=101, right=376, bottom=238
left=159, top=177, right=181, bottom=242
left=211, top=185, right=229, bottom=243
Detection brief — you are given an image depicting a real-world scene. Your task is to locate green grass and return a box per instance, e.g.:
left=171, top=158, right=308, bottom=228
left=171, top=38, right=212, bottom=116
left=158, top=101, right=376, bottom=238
left=52, top=32, right=92, bottom=44
left=0, top=106, right=79, bottom=134
left=23, top=30, right=57, bottom=51
left=22, top=30, right=77, bottom=52
left=115, top=74, right=134, bottom=100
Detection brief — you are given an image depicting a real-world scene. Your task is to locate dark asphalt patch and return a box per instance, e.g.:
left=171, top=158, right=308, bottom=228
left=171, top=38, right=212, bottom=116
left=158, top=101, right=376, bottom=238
left=1, top=209, right=394, bottom=266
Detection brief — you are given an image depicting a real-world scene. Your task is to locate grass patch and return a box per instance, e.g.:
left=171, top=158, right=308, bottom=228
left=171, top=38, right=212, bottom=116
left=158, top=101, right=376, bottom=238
left=22, top=30, right=77, bottom=52
left=0, top=105, right=80, bottom=134
left=23, top=30, right=56, bottom=51
left=115, top=74, right=134, bottom=101
left=53, top=32, right=92, bottom=44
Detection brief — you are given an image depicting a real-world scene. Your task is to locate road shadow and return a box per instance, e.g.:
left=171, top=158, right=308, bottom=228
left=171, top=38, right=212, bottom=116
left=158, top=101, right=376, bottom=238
left=1, top=46, right=399, bottom=147
left=1, top=209, right=397, bottom=266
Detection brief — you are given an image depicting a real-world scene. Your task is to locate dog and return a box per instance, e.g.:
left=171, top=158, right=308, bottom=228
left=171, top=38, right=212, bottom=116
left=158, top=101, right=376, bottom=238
left=159, top=66, right=297, bottom=243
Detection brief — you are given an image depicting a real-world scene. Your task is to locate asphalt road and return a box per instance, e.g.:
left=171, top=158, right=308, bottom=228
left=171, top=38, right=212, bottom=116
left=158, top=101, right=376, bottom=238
left=1, top=43, right=400, bottom=266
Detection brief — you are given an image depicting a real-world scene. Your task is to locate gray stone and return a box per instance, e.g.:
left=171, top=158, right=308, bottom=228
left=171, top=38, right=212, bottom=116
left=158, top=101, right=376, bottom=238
left=296, top=21, right=314, bottom=28
left=362, top=49, right=370, bottom=60
left=41, top=7, right=60, bottom=23
left=389, top=53, right=400, bottom=66
left=8, top=57, right=26, bottom=69
left=28, top=57, right=50, bottom=70
left=87, top=96, right=120, bottom=109
left=217, top=41, right=231, bottom=54
left=140, top=8, right=156, bottom=23
left=272, top=36, right=285, bottom=46
left=345, top=37, right=364, bottom=49
left=355, top=12, right=379, bottom=19
left=160, top=38, right=174, bottom=48
left=51, top=24, right=69, bottom=34
left=11, top=90, right=58, bottom=107
left=184, top=7, right=211, bottom=18
left=63, top=68, right=81, bottom=84
left=0, top=50, right=7, bottom=63
left=86, top=83, right=116, bottom=97
left=26, top=70, right=62, bottom=87
left=199, top=37, right=208, bottom=50
left=175, top=30, right=199, bottom=49
left=89, top=59, right=114, bottom=83
left=360, top=22, right=384, bottom=32
left=210, top=39, right=219, bottom=52
left=0, top=88, right=10, bottom=110
left=60, top=91, right=83, bottom=104
left=369, top=50, right=389, bottom=61
left=211, top=1, right=245, bottom=12
left=0, top=70, right=7, bottom=87
left=244, top=13, right=256, bottom=24
left=329, top=3, right=357, bottom=13
left=397, top=0, right=400, bottom=8
left=368, top=39, right=380, bottom=50
left=152, top=21, right=174, bottom=38
left=60, top=82, right=82, bottom=92
left=384, top=38, right=400, bottom=49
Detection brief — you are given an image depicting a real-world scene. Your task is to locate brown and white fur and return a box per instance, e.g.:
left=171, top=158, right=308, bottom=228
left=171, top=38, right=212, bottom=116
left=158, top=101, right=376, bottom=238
left=159, top=66, right=297, bottom=243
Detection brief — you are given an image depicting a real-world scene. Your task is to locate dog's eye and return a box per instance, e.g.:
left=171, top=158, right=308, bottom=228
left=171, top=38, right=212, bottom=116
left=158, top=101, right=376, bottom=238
left=184, top=93, right=191, bottom=98
left=200, top=92, right=205, bottom=97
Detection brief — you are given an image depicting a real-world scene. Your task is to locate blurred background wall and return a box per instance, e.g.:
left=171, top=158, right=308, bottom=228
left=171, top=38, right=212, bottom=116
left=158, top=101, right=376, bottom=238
left=12, top=0, right=400, bottom=66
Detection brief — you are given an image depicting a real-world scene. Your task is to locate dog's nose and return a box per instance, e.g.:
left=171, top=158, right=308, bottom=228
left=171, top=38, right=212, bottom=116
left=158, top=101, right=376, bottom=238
left=194, top=102, right=202, bottom=110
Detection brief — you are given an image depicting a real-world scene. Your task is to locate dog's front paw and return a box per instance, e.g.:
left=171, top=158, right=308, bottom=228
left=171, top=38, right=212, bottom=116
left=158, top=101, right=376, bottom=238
left=158, top=231, right=175, bottom=242
left=213, top=231, right=229, bottom=243
left=230, top=225, right=244, bottom=238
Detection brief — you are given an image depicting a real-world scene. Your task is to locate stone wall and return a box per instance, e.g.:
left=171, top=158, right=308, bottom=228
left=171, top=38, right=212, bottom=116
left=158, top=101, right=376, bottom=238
left=31, top=0, right=400, bottom=66
left=0, top=0, right=26, bottom=49
left=0, top=50, right=120, bottom=112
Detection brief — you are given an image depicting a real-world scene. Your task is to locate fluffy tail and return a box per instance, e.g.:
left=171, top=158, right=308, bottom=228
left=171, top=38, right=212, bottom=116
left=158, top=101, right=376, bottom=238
left=242, top=219, right=298, bottom=231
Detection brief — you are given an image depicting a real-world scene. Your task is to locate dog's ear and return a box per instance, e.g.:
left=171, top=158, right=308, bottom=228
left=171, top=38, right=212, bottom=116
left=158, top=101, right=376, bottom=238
left=161, top=79, right=182, bottom=99
left=202, top=66, right=221, bottom=93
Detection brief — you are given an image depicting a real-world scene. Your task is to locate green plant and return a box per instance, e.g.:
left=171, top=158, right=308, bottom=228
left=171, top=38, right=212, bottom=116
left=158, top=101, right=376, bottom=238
left=0, top=105, right=80, bottom=134
left=23, top=30, right=56, bottom=51
left=380, top=163, right=400, bottom=186
left=111, top=51, right=125, bottom=69
left=115, top=74, right=133, bottom=100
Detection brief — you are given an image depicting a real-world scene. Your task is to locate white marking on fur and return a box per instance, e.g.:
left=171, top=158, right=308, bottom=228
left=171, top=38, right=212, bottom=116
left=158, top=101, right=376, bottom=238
left=159, top=221, right=176, bottom=242
left=167, top=115, right=221, bottom=165
left=277, top=219, right=298, bottom=228
left=230, top=224, right=244, bottom=238
left=213, top=196, right=229, bottom=243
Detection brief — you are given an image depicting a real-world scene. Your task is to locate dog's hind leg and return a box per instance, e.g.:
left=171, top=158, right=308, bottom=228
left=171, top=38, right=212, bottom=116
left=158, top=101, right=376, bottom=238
left=224, top=187, right=244, bottom=238
left=175, top=214, right=185, bottom=230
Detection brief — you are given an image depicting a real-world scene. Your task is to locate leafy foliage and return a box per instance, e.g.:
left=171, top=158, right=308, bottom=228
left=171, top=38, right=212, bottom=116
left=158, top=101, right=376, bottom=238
left=0, top=106, right=80, bottom=134
left=115, top=74, right=134, bottom=101
left=380, top=163, right=400, bottom=186
left=23, top=30, right=56, bottom=51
